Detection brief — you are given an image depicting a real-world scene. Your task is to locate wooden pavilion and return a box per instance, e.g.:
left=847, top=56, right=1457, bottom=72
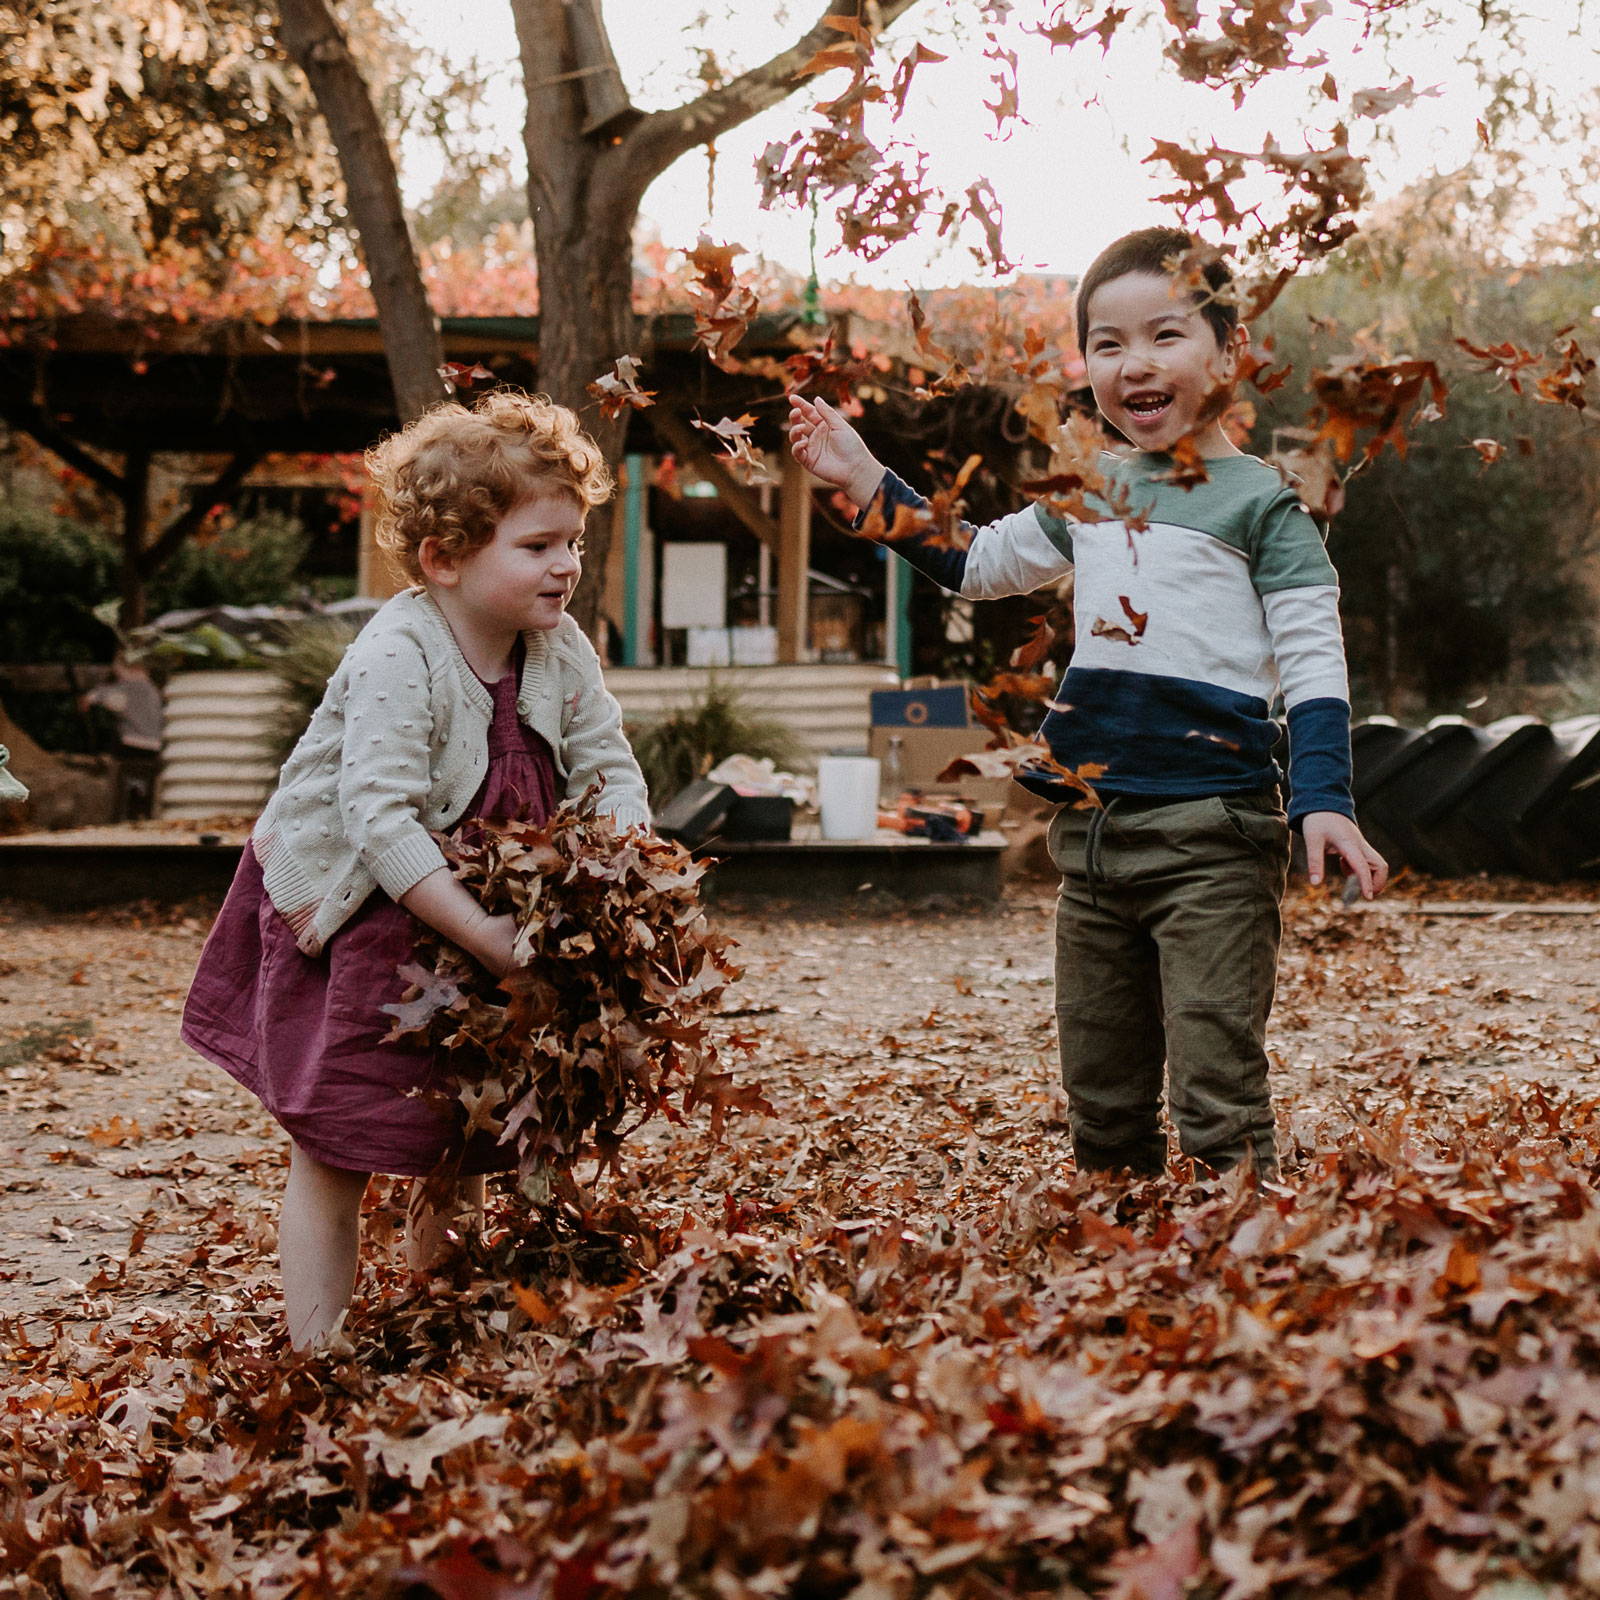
left=0, top=307, right=937, bottom=670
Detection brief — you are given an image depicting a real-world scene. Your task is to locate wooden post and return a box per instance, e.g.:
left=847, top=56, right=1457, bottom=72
left=777, top=454, right=812, bottom=664
left=118, top=449, right=152, bottom=631
left=357, top=492, right=405, bottom=601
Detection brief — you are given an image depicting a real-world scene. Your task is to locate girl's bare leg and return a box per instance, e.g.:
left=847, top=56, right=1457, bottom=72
left=279, top=1142, right=370, bottom=1350
left=405, top=1174, right=485, bottom=1272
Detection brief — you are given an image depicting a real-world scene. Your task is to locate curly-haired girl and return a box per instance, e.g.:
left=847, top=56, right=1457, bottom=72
left=182, top=391, right=649, bottom=1349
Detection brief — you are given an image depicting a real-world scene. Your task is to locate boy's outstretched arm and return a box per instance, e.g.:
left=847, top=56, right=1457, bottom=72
left=787, top=395, right=887, bottom=509
left=786, top=395, right=1074, bottom=600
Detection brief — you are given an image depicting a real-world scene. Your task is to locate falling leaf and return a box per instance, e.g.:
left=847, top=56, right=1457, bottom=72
left=1349, top=78, right=1441, bottom=119
left=686, top=236, right=760, bottom=371
left=587, top=355, right=656, bottom=419
left=439, top=361, right=496, bottom=392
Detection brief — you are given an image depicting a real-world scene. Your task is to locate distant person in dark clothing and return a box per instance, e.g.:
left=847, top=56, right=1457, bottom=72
left=81, top=656, right=164, bottom=819
left=81, top=655, right=164, bottom=757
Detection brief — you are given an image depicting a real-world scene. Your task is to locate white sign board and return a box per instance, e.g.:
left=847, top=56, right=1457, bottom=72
left=661, top=542, right=727, bottom=630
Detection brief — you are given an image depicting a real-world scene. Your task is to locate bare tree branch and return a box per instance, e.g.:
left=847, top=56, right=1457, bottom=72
left=619, top=0, right=927, bottom=192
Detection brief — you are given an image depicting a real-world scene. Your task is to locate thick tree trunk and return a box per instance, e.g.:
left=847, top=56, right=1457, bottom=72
left=510, top=0, right=635, bottom=637
left=509, top=0, right=924, bottom=640
left=276, top=0, right=448, bottom=423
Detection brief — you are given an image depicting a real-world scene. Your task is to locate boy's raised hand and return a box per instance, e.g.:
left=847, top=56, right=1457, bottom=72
left=1302, top=811, right=1389, bottom=899
left=786, top=395, right=886, bottom=510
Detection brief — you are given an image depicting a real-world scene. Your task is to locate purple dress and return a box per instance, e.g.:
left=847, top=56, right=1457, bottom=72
left=181, top=657, right=556, bottom=1177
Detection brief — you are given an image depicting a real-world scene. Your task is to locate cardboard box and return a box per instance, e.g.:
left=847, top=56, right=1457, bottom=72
left=869, top=725, right=1012, bottom=807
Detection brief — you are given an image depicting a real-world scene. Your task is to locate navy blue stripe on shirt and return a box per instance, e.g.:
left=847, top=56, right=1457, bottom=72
left=1023, top=666, right=1282, bottom=802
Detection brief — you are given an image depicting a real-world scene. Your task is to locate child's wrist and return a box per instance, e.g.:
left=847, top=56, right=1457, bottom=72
left=847, top=459, right=886, bottom=510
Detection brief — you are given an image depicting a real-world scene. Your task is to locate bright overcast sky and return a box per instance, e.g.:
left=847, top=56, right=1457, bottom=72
left=389, top=0, right=1599, bottom=285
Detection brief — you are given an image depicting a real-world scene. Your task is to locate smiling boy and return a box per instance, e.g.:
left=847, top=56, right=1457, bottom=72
left=787, top=225, right=1387, bottom=1179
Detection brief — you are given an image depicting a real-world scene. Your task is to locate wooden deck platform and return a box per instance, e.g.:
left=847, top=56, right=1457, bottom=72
left=0, top=824, right=1005, bottom=910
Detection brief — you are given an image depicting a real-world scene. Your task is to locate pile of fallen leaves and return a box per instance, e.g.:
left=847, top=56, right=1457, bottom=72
left=10, top=1058, right=1600, bottom=1597
left=383, top=806, right=749, bottom=1188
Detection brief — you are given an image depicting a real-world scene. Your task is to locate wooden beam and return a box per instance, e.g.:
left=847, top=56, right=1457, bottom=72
left=139, top=447, right=265, bottom=575
left=649, top=408, right=780, bottom=552
left=0, top=393, right=124, bottom=495
left=777, top=451, right=813, bottom=665
left=357, top=493, right=405, bottom=601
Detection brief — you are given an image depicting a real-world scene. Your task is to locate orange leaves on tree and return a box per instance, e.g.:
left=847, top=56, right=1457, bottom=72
left=1035, top=4, right=1132, bottom=54
left=587, top=355, right=656, bottom=420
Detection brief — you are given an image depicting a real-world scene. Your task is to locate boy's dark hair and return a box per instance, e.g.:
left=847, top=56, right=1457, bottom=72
left=1075, top=227, right=1237, bottom=354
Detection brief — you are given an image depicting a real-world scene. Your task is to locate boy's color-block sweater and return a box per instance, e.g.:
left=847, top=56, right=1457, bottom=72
left=870, top=450, right=1353, bottom=825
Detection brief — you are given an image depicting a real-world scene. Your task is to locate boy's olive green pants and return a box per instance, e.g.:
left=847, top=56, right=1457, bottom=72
left=1046, top=792, right=1291, bottom=1177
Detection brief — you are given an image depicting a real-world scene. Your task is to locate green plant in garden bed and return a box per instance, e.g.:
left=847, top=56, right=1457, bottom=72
left=262, top=615, right=363, bottom=768
left=627, top=680, right=803, bottom=803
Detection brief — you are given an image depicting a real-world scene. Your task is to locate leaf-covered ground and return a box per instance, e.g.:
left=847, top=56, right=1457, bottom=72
left=2, top=879, right=1599, bottom=1598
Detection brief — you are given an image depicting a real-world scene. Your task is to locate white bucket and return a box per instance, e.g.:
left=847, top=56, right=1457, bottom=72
left=817, top=755, right=880, bottom=839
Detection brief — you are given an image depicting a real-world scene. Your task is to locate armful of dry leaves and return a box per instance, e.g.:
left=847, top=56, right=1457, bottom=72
left=382, top=803, right=765, bottom=1198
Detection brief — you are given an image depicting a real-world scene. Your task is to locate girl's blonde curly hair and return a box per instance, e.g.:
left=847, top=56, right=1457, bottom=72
left=366, top=390, right=613, bottom=584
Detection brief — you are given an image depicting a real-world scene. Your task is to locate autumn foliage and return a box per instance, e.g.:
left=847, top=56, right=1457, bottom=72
left=9, top=909, right=1600, bottom=1595
left=382, top=807, right=750, bottom=1191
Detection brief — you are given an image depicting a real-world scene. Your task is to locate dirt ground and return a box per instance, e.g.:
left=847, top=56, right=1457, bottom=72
left=1, top=874, right=1598, bottom=1331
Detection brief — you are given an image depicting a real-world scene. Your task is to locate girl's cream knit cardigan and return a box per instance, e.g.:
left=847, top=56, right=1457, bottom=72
left=253, top=589, right=650, bottom=955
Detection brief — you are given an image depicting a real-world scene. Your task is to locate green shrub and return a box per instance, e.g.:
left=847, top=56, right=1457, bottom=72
left=263, top=615, right=362, bottom=768
left=147, top=511, right=312, bottom=614
left=0, top=510, right=120, bottom=750
left=0, top=509, right=119, bottom=664
left=628, top=681, right=802, bottom=803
